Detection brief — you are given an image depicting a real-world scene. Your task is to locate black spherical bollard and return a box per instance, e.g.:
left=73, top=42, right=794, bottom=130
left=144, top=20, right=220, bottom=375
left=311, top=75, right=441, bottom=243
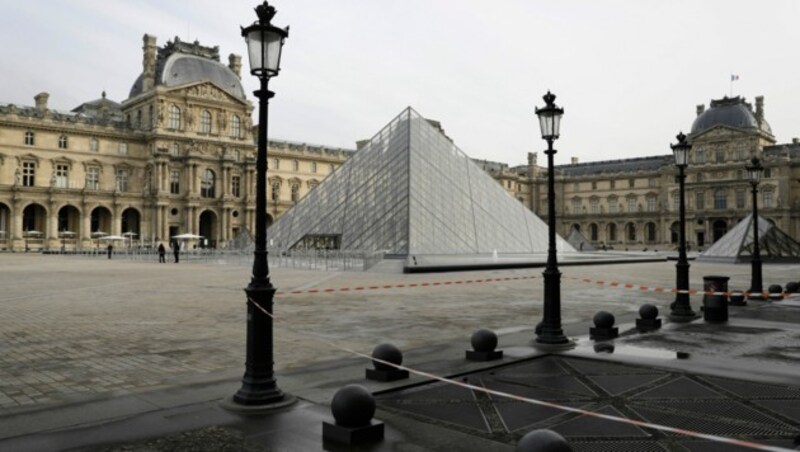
left=471, top=329, right=498, bottom=352
left=590, top=311, right=618, bottom=340
left=593, top=311, right=615, bottom=328
left=371, top=343, right=402, bottom=371
left=636, top=304, right=662, bottom=331
left=768, top=284, right=784, bottom=301
left=639, top=304, right=658, bottom=320
left=729, top=290, right=746, bottom=306
left=786, top=281, right=799, bottom=293
left=331, top=385, right=375, bottom=428
left=466, top=329, right=503, bottom=361
left=366, top=343, right=409, bottom=382
left=517, top=429, right=572, bottom=452
left=324, top=385, right=384, bottom=445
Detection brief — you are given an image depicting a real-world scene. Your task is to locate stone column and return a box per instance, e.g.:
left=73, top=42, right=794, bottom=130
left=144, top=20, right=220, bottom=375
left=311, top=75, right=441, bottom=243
left=221, top=208, right=228, bottom=244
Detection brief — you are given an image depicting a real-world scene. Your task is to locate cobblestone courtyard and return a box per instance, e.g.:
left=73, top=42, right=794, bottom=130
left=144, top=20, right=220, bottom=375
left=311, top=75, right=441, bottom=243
left=1, top=253, right=798, bottom=415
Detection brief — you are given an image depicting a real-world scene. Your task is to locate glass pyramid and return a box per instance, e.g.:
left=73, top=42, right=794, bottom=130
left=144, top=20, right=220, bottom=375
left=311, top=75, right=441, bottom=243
left=698, top=213, right=800, bottom=263
left=268, top=107, right=574, bottom=256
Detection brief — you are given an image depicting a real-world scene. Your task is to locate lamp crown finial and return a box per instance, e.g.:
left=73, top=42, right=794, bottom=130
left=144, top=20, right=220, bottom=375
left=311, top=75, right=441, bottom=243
left=676, top=131, right=687, bottom=144
left=255, top=1, right=277, bottom=24
left=543, top=90, right=556, bottom=107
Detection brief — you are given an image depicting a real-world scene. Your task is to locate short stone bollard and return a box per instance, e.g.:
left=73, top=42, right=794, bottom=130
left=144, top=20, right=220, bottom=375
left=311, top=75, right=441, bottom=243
left=366, top=343, right=409, bottom=382
left=728, top=290, right=746, bottom=306
left=768, top=284, right=784, bottom=301
left=466, top=329, right=503, bottom=361
left=702, top=275, right=729, bottom=323
left=323, top=385, right=384, bottom=445
left=517, top=429, right=573, bottom=451
left=590, top=311, right=618, bottom=340
left=636, top=304, right=662, bottom=331
left=785, top=281, right=799, bottom=293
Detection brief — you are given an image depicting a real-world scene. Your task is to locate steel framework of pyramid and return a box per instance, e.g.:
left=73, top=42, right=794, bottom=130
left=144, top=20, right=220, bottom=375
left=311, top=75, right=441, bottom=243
left=698, top=213, right=800, bottom=263
left=268, top=107, right=574, bottom=256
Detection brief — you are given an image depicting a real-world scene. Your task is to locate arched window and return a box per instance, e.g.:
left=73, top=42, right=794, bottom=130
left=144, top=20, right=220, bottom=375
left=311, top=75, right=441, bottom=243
left=271, top=181, right=281, bottom=201
left=230, top=115, right=241, bottom=138
left=626, top=223, right=636, bottom=242
left=201, top=169, right=216, bottom=198
left=58, top=135, right=68, bottom=149
left=590, top=223, right=598, bottom=241
left=169, top=105, right=181, bottom=129
left=608, top=223, right=617, bottom=242
left=291, top=183, right=300, bottom=202
left=646, top=222, right=657, bottom=242
left=200, top=110, right=211, bottom=133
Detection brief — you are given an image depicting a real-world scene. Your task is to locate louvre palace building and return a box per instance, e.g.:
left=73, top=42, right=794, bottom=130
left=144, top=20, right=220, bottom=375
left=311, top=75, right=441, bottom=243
left=1, top=34, right=800, bottom=253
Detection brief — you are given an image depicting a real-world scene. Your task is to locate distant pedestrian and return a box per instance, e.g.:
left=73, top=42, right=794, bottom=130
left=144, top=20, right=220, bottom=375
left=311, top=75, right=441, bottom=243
left=158, top=243, right=166, bottom=263
left=107, top=243, right=113, bottom=259
left=172, top=241, right=180, bottom=263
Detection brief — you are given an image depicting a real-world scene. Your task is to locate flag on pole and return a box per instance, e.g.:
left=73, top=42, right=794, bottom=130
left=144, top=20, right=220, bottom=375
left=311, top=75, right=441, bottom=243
left=731, top=74, right=740, bottom=81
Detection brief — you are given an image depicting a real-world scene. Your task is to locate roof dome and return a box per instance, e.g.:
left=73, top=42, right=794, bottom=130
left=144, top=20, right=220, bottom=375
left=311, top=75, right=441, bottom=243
left=129, top=37, right=246, bottom=101
left=691, top=96, right=771, bottom=135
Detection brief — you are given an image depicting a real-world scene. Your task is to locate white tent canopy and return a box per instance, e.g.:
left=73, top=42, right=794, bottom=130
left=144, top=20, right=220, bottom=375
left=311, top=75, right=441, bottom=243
left=171, top=233, right=203, bottom=240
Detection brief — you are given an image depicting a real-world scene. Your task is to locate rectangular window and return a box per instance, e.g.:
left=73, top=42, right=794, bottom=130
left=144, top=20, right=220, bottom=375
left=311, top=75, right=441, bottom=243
left=648, top=178, right=656, bottom=188
left=696, top=192, right=705, bottom=210
left=119, top=143, right=128, bottom=156
left=673, top=192, right=680, bottom=211
left=116, top=169, right=129, bottom=192
left=714, top=191, right=727, bottom=209
left=590, top=199, right=599, bottom=214
left=736, top=190, right=746, bottom=208
left=170, top=170, right=180, bottom=194
left=86, top=167, right=99, bottom=190
left=24, top=131, right=35, bottom=146
left=573, top=182, right=580, bottom=191
left=22, top=161, right=36, bottom=187
left=764, top=191, right=773, bottom=208
left=628, top=178, right=635, bottom=188
left=696, top=150, right=705, bottom=164
left=273, top=158, right=280, bottom=170
left=609, top=180, right=615, bottom=189
left=232, top=175, right=241, bottom=197
left=647, top=197, right=656, bottom=212
left=55, top=164, right=69, bottom=188
left=572, top=199, right=581, bottom=214
left=627, top=197, right=636, bottom=212
left=311, top=162, right=317, bottom=173
left=608, top=198, right=618, bottom=213
left=715, top=149, right=725, bottom=163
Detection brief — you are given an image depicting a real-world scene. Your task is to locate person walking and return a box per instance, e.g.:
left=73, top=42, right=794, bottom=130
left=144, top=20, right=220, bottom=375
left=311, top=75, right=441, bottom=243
left=172, top=240, right=180, bottom=263
left=158, top=243, right=166, bottom=263
left=107, top=243, right=113, bottom=259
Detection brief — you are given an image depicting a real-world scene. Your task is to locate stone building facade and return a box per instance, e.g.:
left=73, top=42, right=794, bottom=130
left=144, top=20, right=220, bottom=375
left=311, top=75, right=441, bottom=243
left=487, top=95, right=800, bottom=251
left=0, top=35, right=349, bottom=252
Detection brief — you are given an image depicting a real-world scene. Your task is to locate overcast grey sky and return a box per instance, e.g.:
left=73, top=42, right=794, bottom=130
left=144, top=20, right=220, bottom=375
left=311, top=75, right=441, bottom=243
left=2, top=0, right=798, bottom=166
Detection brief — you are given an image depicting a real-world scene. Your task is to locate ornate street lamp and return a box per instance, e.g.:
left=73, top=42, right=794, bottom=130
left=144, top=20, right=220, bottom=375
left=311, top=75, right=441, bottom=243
left=746, top=156, right=764, bottom=301
left=230, top=1, right=293, bottom=408
left=534, top=91, right=571, bottom=347
left=669, top=132, right=696, bottom=322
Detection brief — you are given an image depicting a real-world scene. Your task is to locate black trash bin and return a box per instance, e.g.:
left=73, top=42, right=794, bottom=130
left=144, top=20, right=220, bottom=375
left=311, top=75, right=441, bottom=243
left=703, top=275, right=729, bottom=322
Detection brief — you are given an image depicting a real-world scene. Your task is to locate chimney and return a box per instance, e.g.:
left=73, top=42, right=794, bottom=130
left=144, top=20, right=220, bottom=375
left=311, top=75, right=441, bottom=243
left=527, top=152, right=537, bottom=177
left=571, top=157, right=579, bottom=164
left=793, top=138, right=799, bottom=145
left=755, top=96, right=764, bottom=122
left=34, top=92, right=49, bottom=112
left=228, top=54, right=242, bottom=79
left=696, top=104, right=705, bottom=116
left=356, top=139, right=370, bottom=150
left=142, top=34, right=158, bottom=92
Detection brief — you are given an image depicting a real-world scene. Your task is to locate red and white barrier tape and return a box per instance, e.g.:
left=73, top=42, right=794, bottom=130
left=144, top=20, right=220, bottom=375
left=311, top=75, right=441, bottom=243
left=247, top=297, right=795, bottom=451
left=275, top=275, right=540, bottom=296
left=566, top=276, right=781, bottom=299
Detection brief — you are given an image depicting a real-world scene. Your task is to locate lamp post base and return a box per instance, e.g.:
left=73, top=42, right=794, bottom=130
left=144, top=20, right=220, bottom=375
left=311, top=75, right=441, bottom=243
left=220, top=394, right=297, bottom=413
left=532, top=338, right=576, bottom=352
left=668, top=311, right=699, bottom=323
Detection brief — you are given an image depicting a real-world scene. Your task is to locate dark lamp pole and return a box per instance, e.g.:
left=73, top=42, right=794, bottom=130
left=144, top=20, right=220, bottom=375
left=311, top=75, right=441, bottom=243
left=534, top=91, right=570, bottom=346
left=669, top=132, right=696, bottom=322
left=746, top=156, right=764, bottom=300
left=231, top=1, right=291, bottom=408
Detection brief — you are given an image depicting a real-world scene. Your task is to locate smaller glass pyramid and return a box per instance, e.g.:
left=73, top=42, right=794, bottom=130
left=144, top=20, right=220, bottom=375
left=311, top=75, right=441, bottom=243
left=698, top=214, right=800, bottom=263
left=268, top=107, right=574, bottom=256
